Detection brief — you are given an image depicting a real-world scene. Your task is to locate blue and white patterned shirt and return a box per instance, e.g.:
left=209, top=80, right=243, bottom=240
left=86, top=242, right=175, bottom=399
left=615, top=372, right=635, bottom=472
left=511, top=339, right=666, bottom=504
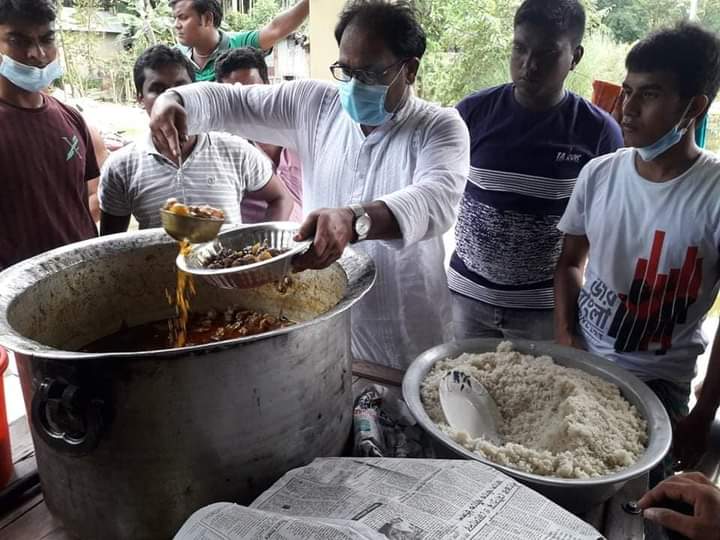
left=449, top=84, right=623, bottom=309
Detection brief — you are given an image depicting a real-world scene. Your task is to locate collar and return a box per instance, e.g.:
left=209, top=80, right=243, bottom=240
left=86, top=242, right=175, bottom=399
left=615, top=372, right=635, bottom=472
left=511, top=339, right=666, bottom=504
left=179, top=31, right=232, bottom=69
left=142, top=132, right=209, bottom=164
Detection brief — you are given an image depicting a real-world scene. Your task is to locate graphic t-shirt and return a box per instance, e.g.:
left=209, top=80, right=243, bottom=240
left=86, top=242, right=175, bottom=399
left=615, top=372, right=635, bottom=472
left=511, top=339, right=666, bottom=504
left=0, top=95, right=98, bottom=270
left=558, top=148, right=720, bottom=384
left=449, top=84, right=623, bottom=309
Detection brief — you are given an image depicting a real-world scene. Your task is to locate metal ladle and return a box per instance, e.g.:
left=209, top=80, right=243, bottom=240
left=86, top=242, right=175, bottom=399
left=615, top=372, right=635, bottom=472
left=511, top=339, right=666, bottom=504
left=160, top=153, right=224, bottom=244
left=439, top=370, right=504, bottom=445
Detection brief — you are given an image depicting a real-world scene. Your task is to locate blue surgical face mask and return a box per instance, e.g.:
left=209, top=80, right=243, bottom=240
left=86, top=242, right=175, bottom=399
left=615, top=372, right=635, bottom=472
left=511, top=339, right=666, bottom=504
left=636, top=104, right=692, bottom=162
left=338, top=66, right=406, bottom=126
left=0, top=54, right=63, bottom=93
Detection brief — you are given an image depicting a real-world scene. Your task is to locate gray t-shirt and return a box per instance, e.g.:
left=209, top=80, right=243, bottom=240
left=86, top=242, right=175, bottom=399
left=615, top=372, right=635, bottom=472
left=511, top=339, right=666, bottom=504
left=558, top=148, right=720, bottom=384
left=99, top=131, right=272, bottom=228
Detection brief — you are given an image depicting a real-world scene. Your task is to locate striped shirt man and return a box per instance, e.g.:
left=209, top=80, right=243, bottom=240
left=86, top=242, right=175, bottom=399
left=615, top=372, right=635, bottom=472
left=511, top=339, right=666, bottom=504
left=99, top=132, right=272, bottom=228
left=449, top=84, right=622, bottom=334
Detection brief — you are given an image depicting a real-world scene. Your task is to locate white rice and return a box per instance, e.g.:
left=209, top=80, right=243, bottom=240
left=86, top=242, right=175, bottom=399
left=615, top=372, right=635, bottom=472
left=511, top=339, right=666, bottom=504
left=421, top=341, right=648, bottom=479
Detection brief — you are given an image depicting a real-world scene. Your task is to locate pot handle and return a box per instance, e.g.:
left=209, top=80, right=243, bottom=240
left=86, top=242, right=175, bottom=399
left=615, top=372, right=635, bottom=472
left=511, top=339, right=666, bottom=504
left=31, top=377, right=105, bottom=455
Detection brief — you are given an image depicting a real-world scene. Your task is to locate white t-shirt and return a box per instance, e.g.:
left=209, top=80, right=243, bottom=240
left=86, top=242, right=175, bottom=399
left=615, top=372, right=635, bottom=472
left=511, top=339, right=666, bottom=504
left=558, top=148, right=720, bottom=384
left=99, top=132, right=272, bottom=228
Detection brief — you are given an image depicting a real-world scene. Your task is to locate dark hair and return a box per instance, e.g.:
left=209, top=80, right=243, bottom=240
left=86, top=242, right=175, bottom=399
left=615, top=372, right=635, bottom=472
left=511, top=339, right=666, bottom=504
left=0, top=0, right=56, bottom=25
left=626, top=22, right=720, bottom=112
left=169, top=0, right=222, bottom=27
left=334, top=0, right=426, bottom=59
left=215, top=47, right=269, bottom=83
left=514, top=0, right=586, bottom=47
left=133, top=44, right=196, bottom=96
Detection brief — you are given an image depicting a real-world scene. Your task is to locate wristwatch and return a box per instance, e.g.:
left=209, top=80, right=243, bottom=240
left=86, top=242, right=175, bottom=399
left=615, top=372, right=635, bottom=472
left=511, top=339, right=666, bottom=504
left=349, top=204, right=372, bottom=242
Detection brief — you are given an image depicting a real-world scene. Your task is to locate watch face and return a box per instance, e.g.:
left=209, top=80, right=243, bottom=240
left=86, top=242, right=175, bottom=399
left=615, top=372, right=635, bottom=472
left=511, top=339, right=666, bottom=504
left=356, top=215, right=372, bottom=236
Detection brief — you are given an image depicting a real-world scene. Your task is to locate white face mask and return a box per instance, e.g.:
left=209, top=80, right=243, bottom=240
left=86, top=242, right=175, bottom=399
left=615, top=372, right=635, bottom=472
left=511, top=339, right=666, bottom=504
left=636, top=102, right=693, bottom=162
left=0, top=54, right=63, bottom=93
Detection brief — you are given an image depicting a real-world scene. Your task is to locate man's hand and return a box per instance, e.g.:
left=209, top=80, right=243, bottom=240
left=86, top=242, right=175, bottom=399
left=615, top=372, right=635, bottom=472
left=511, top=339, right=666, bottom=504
left=555, top=330, right=584, bottom=350
left=639, top=472, right=720, bottom=539
left=149, top=92, right=188, bottom=160
left=293, top=207, right=354, bottom=271
left=672, top=410, right=713, bottom=470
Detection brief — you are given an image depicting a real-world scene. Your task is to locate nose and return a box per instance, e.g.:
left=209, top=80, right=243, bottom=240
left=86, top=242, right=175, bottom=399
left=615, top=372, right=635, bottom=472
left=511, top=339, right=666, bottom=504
left=26, top=42, right=48, bottom=64
left=623, top=92, right=640, bottom=117
left=523, top=53, right=539, bottom=75
left=174, top=19, right=182, bottom=30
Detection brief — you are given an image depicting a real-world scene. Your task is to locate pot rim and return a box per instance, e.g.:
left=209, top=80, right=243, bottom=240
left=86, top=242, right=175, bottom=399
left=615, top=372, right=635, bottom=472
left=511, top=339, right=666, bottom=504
left=0, top=229, right=376, bottom=360
left=402, top=338, right=673, bottom=489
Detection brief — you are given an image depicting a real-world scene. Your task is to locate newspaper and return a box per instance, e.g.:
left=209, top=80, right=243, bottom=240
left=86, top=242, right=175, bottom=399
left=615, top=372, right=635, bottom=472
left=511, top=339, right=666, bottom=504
left=353, top=385, right=435, bottom=458
left=175, top=458, right=603, bottom=540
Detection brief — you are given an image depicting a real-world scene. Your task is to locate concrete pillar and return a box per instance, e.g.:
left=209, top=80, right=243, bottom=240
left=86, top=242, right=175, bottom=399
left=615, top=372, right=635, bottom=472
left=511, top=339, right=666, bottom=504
left=308, top=0, right=345, bottom=80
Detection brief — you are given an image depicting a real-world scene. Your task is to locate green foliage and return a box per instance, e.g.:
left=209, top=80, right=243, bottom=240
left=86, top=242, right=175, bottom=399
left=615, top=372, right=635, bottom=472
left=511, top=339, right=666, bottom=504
left=695, top=0, right=720, bottom=34
left=565, top=31, right=630, bottom=98
left=598, top=0, right=687, bottom=43
left=58, top=0, right=175, bottom=102
left=416, top=0, right=520, bottom=105
left=416, top=0, right=611, bottom=106
left=223, top=0, right=282, bottom=32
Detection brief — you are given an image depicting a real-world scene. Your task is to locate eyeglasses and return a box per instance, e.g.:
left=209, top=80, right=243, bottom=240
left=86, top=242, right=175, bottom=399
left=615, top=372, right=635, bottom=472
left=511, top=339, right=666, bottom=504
left=329, top=59, right=408, bottom=86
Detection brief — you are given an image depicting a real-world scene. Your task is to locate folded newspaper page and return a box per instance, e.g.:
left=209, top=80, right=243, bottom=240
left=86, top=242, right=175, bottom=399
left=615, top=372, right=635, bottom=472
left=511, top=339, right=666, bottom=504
left=176, top=458, right=603, bottom=540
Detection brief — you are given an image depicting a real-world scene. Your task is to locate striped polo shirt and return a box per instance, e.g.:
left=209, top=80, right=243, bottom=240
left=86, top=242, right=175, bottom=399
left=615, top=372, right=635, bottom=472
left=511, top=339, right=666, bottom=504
left=449, top=84, right=623, bottom=309
left=99, top=132, right=272, bottom=228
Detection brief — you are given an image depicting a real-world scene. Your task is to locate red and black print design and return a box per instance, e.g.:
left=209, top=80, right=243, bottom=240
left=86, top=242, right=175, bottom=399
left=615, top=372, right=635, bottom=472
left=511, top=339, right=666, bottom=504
left=609, top=230, right=702, bottom=354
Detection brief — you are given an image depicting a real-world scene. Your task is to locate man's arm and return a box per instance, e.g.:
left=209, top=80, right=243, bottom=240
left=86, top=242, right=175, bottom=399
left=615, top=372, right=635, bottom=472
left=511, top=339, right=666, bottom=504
left=151, top=80, right=322, bottom=157
left=293, top=109, right=470, bottom=270
left=257, top=142, right=283, bottom=167
left=100, top=211, right=131, bottom=235
left=673, top=327, right=720, bottom=469
left=293, top=202, right=401, bottom=270
left=251, top=174, right=294, bottom=221
left=96, top=154, right=134, bottom=235
left=258, top=0, right=309, bottom=50
left=87, top=178, right=100, bottom=223
left=554, top=234, right=589, bottom=346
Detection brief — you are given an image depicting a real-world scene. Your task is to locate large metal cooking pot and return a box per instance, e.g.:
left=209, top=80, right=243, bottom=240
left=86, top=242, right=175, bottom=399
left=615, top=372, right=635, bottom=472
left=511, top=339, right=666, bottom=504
left=403, top=339, right=672, bottom=513
left=0, top=229, right=375, bottom=539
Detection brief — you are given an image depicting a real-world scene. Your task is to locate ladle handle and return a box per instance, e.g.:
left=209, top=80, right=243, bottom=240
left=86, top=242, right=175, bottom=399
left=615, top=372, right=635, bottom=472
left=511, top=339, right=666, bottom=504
left=31, top=377, right=106, bottom=455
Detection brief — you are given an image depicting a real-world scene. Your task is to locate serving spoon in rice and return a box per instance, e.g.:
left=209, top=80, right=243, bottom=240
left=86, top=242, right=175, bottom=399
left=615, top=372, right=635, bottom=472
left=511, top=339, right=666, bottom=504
left=439, top=370, right=504, bottom=445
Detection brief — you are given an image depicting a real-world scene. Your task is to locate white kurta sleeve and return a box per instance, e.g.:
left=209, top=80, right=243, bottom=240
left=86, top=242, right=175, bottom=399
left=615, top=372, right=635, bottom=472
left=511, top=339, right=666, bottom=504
left=377, top=107, right=470, bottom=248
left=170, top=80, right=329, bottom=153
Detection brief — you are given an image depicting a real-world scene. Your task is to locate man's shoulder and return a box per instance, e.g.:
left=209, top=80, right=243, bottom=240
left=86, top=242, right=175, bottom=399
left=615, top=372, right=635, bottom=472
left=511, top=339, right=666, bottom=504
left=565, top=91, right=619, bottom=131
left=411, top=98, right=468, bottom=139
left=45, top=96, right=92, bottom=133
left=692, top=150, right=720, bottom=183
left=581, top=147, right=630, bottom=186
left=206, top=131, right=255, bottom=153
left=457, top=84, right=512, bottom=110
left=103, top=140, right=147, bottom=174
left=174, top=43, right=192, bottom=57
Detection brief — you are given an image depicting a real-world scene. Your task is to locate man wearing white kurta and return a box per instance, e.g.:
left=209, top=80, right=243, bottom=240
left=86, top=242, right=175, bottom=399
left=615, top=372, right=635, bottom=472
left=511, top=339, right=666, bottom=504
left=150, top=0, right=470, bottom=369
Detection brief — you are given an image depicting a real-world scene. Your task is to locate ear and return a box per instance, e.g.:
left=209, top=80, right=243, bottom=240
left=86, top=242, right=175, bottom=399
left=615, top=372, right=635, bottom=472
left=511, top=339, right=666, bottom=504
left=570, top=45, right=584, bottom=71
left=405, top=57, right=420, bottom=85
left=686, top=94, right=710, bottom=126
left=201, top=12, right=214, bottom=28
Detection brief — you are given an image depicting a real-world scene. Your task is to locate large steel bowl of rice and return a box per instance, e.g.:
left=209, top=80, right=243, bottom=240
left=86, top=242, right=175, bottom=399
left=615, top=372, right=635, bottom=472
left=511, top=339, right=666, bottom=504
left=402, top=338, right=672, bottom=513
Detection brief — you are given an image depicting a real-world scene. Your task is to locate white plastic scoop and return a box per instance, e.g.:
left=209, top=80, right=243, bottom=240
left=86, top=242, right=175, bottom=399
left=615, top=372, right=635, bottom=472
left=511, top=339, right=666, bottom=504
left=439, top=370, right=504, bottom=445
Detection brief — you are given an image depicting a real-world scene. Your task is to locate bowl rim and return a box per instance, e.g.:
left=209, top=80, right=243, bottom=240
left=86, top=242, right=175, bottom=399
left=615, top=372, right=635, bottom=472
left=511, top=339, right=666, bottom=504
left=402, top=338, right=672, bottom=487
left=176, top=222, right=311, bottom=277
left=159, top=208, right=225, bottom=223
left=0, top=228, right=375, bottom=360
